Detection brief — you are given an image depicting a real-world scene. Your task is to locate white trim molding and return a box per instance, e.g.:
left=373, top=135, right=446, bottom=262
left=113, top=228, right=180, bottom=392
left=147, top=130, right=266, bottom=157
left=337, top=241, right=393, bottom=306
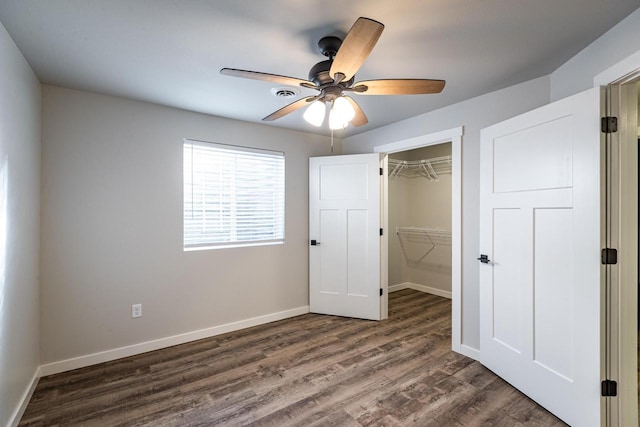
left=373, top=126, right=463, bottom=154
left=389, top=282, right=452, bottom=299
left=594, top=53, right=640, bottom=426
left=39, top=306, right=309, bottom=377
left=9, top=369, right=40, bottom=427
left=459, top=344, right=481, bottom=361
left=372, top=126, right=465, bottom=358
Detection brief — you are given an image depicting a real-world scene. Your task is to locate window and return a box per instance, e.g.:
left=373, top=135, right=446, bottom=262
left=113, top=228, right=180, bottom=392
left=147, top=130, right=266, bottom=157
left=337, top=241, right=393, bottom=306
left=183, top=139, right=285, bottom=250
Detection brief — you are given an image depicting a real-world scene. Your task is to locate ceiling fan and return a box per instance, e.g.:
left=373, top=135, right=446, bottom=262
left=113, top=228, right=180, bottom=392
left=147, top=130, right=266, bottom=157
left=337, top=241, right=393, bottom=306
left=220, top=17, right=445, bottom=130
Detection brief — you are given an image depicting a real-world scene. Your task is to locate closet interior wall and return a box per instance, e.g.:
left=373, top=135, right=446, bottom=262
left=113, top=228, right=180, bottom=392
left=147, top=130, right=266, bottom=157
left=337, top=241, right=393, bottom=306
left=388, top=143, right=453, bottom=295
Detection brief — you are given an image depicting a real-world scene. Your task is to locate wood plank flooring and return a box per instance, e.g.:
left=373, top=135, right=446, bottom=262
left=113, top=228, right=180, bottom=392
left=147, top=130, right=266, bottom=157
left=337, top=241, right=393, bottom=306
left=19, top=290, right=566, bottom=426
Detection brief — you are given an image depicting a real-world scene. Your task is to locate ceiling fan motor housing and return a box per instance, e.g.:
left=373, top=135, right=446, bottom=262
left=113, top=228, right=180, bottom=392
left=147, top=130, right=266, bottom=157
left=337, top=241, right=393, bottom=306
left=308, top=59, right=355, bottom=87
left=308, top=59, right=334, bottom=86
left=309, top=36, right=355, bottom=87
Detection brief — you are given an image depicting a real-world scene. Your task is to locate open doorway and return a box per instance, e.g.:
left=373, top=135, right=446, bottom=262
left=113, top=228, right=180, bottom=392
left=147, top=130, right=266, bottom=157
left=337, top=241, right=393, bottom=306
left=374, top=126, right=464, bottom=354
left=636, top=86, right=640, bottom=421
left=593, top=59, right=640, bottom=424
left=387, top=143, right=453, bottom=304
left=636, top=87, right=640, bottom=422
left=603, top=77, right=639, bottom=425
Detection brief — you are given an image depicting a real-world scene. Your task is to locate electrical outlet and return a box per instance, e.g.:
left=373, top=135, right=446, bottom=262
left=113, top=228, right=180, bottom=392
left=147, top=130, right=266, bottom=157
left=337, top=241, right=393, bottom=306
left=132, top=303, right=142, bottom=318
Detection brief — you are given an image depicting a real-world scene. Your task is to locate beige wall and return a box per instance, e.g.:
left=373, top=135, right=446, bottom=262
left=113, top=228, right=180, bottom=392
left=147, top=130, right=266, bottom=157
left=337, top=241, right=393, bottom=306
left=388, top=144, right=452, bottom=293
left=0, top=22, right=41, bottom=427
left=40, top=86, right=333, bottom=365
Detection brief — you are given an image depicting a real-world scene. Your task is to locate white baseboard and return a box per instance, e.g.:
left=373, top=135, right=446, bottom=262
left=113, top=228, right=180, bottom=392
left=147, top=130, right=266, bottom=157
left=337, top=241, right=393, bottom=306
left=9, top=367, right=40, bottom=427
left=388, top=283, right=411, bottom=293
left=458, top=344, right=481, bottom=361
left=39, top=306, right=309, bottom=377
left=388, top=282, right=452, bottom=299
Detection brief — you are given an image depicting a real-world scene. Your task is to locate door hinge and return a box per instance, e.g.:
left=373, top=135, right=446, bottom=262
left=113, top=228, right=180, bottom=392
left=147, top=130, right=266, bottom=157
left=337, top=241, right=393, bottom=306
left=601, top=248, right=618, bottom=265
left=380, top=228, right=383, bottom=236
left=477, top=254, right=490, bottom=264
left=380, top=167, right=383, bottom=176
left=601, top=380, right=617, bottom=397
left=601, top=116, right=618, bottom=133
left=380, top=288, right=383, bottom=296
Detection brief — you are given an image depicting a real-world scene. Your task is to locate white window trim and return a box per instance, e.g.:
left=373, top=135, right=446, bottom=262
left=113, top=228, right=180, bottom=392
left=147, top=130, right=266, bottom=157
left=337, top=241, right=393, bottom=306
left=183, top=139, right=285, bottom=250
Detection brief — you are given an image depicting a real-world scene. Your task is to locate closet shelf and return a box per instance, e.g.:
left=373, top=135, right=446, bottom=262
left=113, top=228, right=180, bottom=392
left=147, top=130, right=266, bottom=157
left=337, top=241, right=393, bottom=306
left=396, top=226, right=451, bottom=263
left=388, top=155, right=451, bottom=181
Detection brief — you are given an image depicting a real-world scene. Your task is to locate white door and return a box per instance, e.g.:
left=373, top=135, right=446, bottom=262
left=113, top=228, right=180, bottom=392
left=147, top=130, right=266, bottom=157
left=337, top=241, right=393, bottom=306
left=479, top=87, right=604, bottom=427
left=309, top=153, right=381, bottom=320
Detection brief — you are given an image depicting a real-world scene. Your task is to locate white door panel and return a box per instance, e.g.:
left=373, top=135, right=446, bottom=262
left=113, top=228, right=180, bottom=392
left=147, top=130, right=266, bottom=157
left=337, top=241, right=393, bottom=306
left=492, top=115, right=573, bottom=193
left=491, top=208, right=527, bottom=354
left=310, top=154, right=381, bottom=320
left=480, top=87, right=603, bottom=427
left=533, top=208, right=574, bottom=379
left=319, top=209, right=342, bottom=294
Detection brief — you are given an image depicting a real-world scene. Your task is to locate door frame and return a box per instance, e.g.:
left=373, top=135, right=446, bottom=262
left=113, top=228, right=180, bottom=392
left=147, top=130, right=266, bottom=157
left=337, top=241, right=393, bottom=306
left=373, top=127, right=465, bottom=355
left=596, top=63, right=640, bottom=426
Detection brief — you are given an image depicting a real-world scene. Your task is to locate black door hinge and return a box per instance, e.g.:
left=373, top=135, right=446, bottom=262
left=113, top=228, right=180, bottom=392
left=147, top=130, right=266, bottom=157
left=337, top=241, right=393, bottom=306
left=477, top=254, right=490, bottom=264
left=379, top=288, right=383, bottom=296
left=601, top=248, right=618, bottom=265
left=380, top=228, right=384, bottom=236
left=380, top=167, right=383, bottom=176
left=601, top=116, right=618, bottom=133
left=601, top=380, right=617, bottom=397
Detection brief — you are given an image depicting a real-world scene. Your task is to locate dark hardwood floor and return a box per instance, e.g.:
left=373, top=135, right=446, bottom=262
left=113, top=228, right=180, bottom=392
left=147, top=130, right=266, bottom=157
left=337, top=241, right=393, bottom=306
left=19, top=290, right=566, bottom=426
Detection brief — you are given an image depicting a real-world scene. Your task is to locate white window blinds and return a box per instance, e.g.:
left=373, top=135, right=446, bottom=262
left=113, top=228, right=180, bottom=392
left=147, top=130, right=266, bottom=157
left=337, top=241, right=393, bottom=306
left=183, top=140, right=285, bottom=249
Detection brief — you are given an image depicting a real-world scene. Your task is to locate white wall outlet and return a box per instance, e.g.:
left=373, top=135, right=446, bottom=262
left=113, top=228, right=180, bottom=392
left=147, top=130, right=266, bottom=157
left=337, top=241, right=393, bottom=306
left=131, top=303, right=142, bottom=318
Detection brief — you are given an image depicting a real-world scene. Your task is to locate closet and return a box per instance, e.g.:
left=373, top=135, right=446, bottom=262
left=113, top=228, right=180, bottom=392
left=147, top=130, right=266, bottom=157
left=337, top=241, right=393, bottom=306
left=388, top=142, right=452, bottom=297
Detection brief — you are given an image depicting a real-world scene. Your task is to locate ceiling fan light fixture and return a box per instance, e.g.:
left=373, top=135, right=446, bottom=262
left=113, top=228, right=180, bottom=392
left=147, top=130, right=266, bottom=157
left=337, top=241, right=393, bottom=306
left=221, top=17, right=445, bottom=131
left=333, top=96, right=355, bottom=122
left=329, top=107, right=348, bottom=130
left=303, top=100, right=326, bottom=126
left=328, top=96, right=355, bottom=130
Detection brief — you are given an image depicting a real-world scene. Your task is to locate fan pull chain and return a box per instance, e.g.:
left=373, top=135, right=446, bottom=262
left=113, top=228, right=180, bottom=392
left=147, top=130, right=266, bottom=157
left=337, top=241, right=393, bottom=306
left=331, top=129, right=334, bottom=153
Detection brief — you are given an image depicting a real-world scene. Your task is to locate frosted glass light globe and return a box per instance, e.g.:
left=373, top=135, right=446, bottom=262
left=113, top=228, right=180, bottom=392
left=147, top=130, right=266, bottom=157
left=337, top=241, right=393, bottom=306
left=303, top=100, right=326, bottom=127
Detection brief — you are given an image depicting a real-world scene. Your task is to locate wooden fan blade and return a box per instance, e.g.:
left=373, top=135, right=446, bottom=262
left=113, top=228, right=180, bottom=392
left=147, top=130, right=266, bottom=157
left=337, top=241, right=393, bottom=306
left=330, top=17, right=384, bottom=83
left=220, top=68, right=317, bottom=89
left=262, top=96, right=316, bottom=122
left=345, top=96, right=368, bottom=127
left=352, top=79, right=446, bottom=95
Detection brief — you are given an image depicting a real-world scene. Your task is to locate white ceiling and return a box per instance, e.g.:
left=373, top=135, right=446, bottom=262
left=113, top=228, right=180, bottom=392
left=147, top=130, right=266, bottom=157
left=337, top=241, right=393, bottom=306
left=1, top=1, right=638, bottom=137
